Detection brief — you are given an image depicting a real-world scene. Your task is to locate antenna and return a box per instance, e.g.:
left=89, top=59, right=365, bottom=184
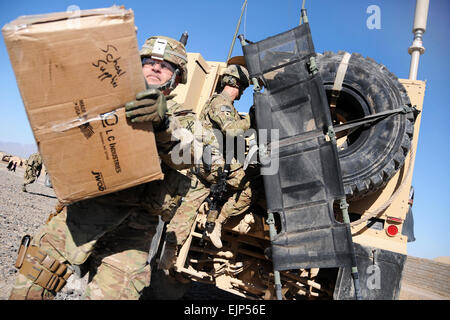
left=227, top=0, right=248, bottom=61
left=179, top=31, right=188, bottom=46
left=299, top=0, right=307, bottom=25
left=408, top=0, right=429, bottom=80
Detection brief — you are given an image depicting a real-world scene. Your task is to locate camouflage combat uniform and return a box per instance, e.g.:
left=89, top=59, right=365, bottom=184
left=164, top=90, right=253, bottom=242
left=164, top=174, right=209, bottom=246
left=160, top=69, right=260, bottom=264
left=194, top=63, right=264, bottom=249
left=197, top=90, right=256, bottom=219
left=22, top=153, right=42, bottom=191
left=9, top=97, right=198, bottom=300
left=161, top=88, right=259, bottom=257
left=9, top=36, right=199, bottom=300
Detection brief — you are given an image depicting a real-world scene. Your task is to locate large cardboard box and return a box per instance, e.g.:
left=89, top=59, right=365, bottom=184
left=2, top=6, right=164, bottom=204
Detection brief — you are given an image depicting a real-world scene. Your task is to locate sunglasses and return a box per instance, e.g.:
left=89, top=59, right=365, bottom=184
left=142, top=57, right=175, bottom=73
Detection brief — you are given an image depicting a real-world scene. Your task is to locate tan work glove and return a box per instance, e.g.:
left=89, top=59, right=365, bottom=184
left=230, top=213, right=255, bottom=234
left=125, top=88, right=167, bottom=126
left=197, top=201, right=209, bottom=229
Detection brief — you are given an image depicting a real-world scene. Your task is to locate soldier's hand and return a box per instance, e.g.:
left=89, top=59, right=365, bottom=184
left=237, top=213, right=255, bottom=234
left=197, top=213, right=207, bottom=230
left=197, top=202, right=209, bottom=229
left=125, top=88, right=167, bottom=125
left=198, top=201, right=209, bottom=216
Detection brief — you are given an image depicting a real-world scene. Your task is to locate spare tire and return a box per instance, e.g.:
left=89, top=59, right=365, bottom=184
left=316, top=51, right=415, bottom=200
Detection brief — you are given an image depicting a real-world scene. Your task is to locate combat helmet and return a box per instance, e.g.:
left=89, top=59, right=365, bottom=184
left=140, top=36, right=188, bottom=90
left=221, top=64, right=250, bottom=91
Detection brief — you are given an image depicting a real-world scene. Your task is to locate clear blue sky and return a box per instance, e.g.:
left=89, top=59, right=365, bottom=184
left=0, top=0, right=448, bottom=260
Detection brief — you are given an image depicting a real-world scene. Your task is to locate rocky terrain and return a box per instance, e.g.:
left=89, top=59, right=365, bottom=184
left=0, top=161, right=60, bottom=299
left=1, top=161, right=448, bottom=300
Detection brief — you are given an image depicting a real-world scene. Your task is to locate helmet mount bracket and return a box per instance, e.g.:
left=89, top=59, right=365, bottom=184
left=151, top=38, right=167, bottom=61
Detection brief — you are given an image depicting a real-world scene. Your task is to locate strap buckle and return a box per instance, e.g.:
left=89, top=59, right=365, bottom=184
left=329, top=89, right=341, bottom=109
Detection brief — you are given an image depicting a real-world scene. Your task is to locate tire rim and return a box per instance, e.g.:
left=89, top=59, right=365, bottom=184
left=323, top=83, right=371, bottom=155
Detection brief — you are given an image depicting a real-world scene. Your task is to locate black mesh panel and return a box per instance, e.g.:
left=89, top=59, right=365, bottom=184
left=243, top=23, right=354, bottom=270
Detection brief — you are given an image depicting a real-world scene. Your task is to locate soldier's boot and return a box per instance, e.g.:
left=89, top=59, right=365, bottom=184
left=158, top=243, right=177, bottom=270
left=208, top=214, right=227, bottom=249
left=22, top=184, right=27, bottom=192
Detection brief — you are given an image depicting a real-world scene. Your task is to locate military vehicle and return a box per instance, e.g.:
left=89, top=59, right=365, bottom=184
left=153, top=0, right=429, bottom=300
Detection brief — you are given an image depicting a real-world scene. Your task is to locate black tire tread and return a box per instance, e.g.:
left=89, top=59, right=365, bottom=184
left=316, top=51, right=415, bottom=200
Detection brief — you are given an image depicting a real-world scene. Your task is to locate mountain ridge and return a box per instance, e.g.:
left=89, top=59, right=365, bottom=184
left=0, top=140, right=37, bottom=159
